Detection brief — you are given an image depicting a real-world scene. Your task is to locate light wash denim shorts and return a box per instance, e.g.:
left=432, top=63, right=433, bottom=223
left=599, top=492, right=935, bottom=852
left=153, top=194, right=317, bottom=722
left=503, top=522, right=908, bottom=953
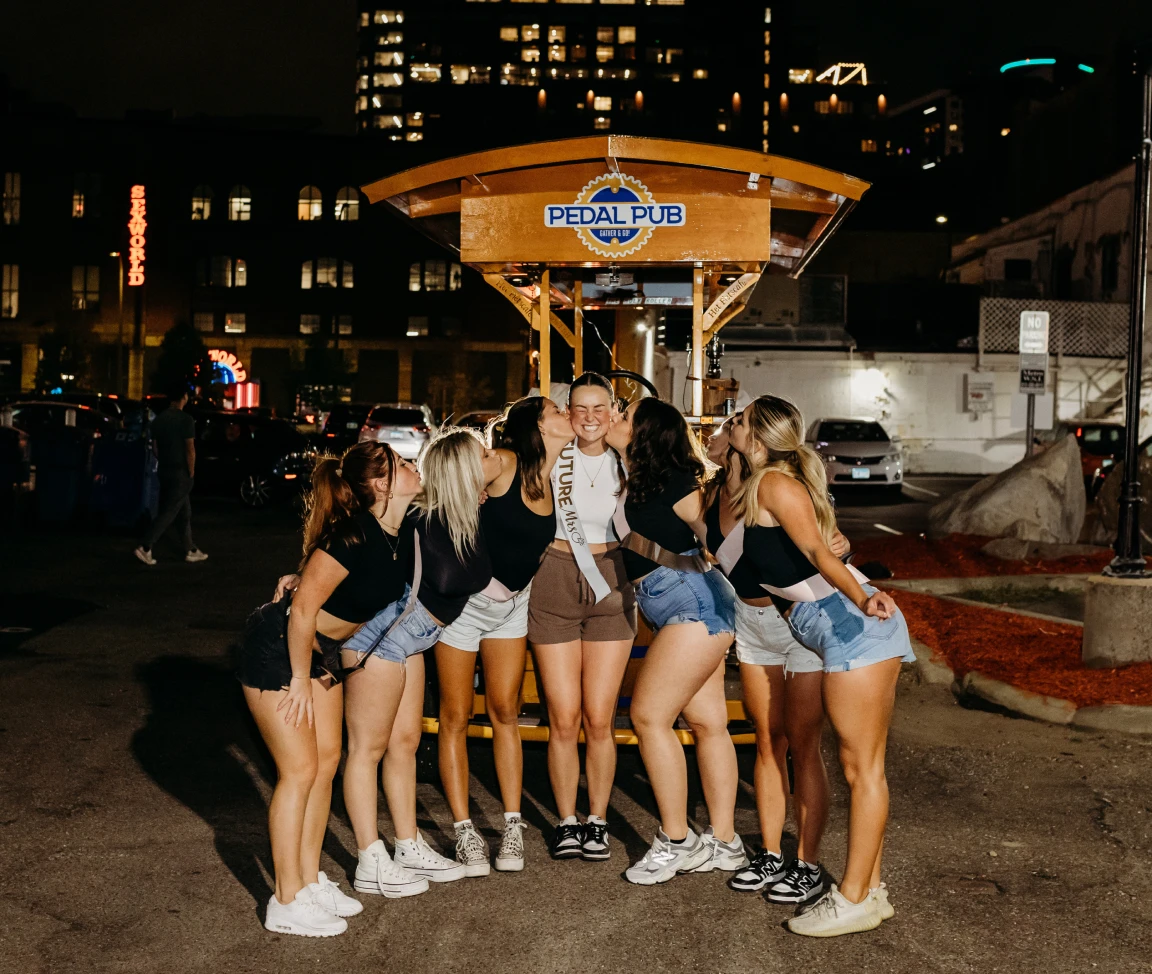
left=342, top=585, right=443, bottom=664
left=634, top=563, right=735, bottom=638
left=439, top=583, right=532, bottom=653
left=734, top=598, right=823, bottom=673
left=785, top=584, right=915, bottom=674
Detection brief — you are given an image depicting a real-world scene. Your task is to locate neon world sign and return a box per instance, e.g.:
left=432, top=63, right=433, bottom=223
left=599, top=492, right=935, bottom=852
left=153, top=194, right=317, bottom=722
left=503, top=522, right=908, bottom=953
left=545, top=174, right=685, bottom=258
left=127, top=185, right=147, bottom=286
left=208, top=348, right=248, bottom=383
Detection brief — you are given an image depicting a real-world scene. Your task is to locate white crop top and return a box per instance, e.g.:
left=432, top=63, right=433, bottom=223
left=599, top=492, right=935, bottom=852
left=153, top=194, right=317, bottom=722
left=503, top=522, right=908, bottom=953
left=554, top=446, right=621, bottom=545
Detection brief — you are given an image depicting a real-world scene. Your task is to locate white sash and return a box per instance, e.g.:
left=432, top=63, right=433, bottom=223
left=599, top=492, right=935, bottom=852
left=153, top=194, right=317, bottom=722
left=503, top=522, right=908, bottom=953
left=551, top=441, right=612, bottom=603
left=715, top=519, right=745, bottom=576
left=763, top=562, right=871, bottom=602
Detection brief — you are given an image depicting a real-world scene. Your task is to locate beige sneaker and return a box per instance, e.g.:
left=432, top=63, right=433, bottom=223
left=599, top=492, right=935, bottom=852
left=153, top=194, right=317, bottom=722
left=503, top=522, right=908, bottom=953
left=870, top=882, right=895, bottom=920
left=786, top=885, right=882, bottom=938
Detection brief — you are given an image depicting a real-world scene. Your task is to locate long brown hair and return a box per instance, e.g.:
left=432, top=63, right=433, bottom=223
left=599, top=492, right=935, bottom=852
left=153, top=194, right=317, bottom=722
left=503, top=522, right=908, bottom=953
left=301, top=440, right=396, bottom=564
left=491, top=396, right=548, bottom=501
left=625, top=398, right=708, bottom=504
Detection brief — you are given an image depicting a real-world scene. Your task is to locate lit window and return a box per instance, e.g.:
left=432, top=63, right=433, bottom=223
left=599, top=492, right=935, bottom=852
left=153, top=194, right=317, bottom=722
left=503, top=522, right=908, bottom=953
left=762, top=138, right=769, bottom=152
left=764, top=50, right=771, bottom=64
left=379, top=30, right=403, bottom=44
left=301, top=261, right=313, bottom=289
left=596, top=45, right=614, bottom=62
left=313, top=258, right=338, bottom=288
left=299, top=314, right=321, bottom=335
left=360, top=11, right=369, bottom=27
left=792, top=124, right=800, bottom=132
left=763, top=73, right=770, bottom=88
left=335, top=187, right=360, bottom=221
left=373, top=114, right=403, bottom=128
left=406, top=131, right=424, bottom=141
left=599, top=0, right=635, bottom=4
left=2, top=173, right=19, bottom=226
left=500, top=26, right=519, bottom=40
left=764, top=30, right=770, bottom=44
left=72, top=191, right=85, bottom=219
left=424, top=260, right=447, bottom=291
left=193, top=312, right=214, bottom=333
left=693, top=69, right=708, bottom=79
left=373, top=10, right=404, bottom=24
left=469, top=65, right=491, bottom=83
left=450, top=64, right=471, bottom=83
left=594, top=116, right=610, bottom=130
left=1, top=264, right=18, bottom=317
left=341, top=260, right=354, bottom=289
left=593, top=95, right=612, bottom=110
left=374, top=72, right=404, bottom=86
left=570, top=44, right=586, bottom=61
left=788, top=68, right=812, bottom=84
left=548, top=25, right=566, bottom=42
left=406, top=316, right=429, bottom=337
left=764, top=6, right=771, bottom=22
left=449, top=263, right=463, bottom=290
left=234, top=259, right=248, bottom=287
left=618, top=26, right=636, bottom=42
left=716, top=121, right=727, bottom=132
left=337, top=315, right=353, bottom=336
left=861, top=139, right=877, bottom=153
left=762, top=120, right=768, bottom=134
left=358, top=75, right=370, bottom=90
left=191, top=185, right=213, bottom=220
left=228, top=186, right=252, bottom=221
left=71, top=266, right=100, bottom=310
left=375, top=51, right=403, bottom=66
left=224, top=313, right=246, bottom=335
left=596, top=26, right=614, bottom=42
left=500, top=63, right=539, bottom=85
left=521, top=25, right=540, bottom=41
left=409, top=262, right=422, bottom=291
left=410, top=63, right=442, bottom=82
left=548, top=45, right=566, bottom=62
left=405, top=112, right=423, bottom=127
left=298, top=186, right=323, bottom=221
left=522, top=46, right=541, bottom=62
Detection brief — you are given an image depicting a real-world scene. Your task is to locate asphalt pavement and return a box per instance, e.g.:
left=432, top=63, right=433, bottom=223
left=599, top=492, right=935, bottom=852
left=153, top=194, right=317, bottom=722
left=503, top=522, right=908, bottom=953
left=2, top=494, right=1150, bottom=973
left=832, top=475, right=982, bottom=541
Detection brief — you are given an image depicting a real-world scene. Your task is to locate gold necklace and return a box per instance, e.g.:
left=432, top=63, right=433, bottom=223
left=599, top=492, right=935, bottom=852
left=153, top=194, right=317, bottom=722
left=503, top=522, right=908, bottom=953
left=373, top=511, right=402, bottom=560
left=576, top=448, right=609, bottom=488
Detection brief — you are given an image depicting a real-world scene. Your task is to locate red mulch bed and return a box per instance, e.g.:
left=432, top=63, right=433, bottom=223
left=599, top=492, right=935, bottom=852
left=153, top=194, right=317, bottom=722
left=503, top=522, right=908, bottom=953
left=891, top=589, right=1152, bottom=708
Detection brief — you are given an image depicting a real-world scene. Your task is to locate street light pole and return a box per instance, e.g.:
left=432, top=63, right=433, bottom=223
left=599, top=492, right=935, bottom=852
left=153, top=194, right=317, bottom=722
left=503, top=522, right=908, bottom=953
left=1107, top=58, right=1152, bottom=578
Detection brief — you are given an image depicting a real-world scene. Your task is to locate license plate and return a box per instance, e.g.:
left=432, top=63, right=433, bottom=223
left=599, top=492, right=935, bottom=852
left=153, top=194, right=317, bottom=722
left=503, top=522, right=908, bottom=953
left=345, top=422, right=359, bottom=430
left=851, top=467, right=870, bottom=480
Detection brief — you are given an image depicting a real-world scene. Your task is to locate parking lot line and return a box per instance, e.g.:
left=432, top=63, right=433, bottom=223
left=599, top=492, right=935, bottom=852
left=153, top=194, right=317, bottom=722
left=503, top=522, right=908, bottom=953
left=901, top=482, right=941, bottom=497
left=873, top=523, right=903, bottom=535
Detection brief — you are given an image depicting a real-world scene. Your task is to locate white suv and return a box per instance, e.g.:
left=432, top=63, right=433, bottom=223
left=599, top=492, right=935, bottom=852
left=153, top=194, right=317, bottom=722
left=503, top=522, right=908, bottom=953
left=807, top=417, right=903, bottom=497
left=358, top=403, right=437, bottom=459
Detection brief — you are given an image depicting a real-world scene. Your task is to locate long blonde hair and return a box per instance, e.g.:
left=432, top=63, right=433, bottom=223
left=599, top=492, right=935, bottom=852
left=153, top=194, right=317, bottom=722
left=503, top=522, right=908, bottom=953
left=731, top=396, right=836, bottom=544
left=414, top=427, right=484, bottom=560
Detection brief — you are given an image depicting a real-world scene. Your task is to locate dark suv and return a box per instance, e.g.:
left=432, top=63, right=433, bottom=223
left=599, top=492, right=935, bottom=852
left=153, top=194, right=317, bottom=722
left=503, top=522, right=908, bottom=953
left=193, top=413, right=316, bottom=507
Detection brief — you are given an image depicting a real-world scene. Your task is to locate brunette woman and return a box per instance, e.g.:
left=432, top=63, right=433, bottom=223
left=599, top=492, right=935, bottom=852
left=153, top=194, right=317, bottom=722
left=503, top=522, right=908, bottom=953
left=436, top=395, right=573, bottom=875
left=604, top=399, right=746, bottom=885
left=727, top=395, right=914, bottom=937
left=529, top=373, right=638, bottom=862
left=239, top=441, right=406, bottom=937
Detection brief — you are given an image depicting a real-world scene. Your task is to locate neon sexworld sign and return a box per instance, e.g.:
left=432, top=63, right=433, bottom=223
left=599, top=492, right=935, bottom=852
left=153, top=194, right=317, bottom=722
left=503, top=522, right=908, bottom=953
left=127, top=185, right=147, bottom=286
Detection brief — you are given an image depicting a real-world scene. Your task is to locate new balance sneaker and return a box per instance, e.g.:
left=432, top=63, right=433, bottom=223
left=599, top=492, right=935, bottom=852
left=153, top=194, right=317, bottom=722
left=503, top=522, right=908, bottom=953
left=307, top=871, right=363, bottom=917
left=870, top=882, right=895, bottom=920
left=395, top=831, right=467, bottom=883
left=624, top=828, right=712, bottom=885
left=786, top=885, right=882, bottom=938
left=454, top=821, right=492, bottom=878
left=549, top=821, right=584, bottom=860
left=580, top=818, right=611, bottom=862
left=264, top=888, right=347, bottom=938
left=495, top=815, right=527, bottom=872
left=185, top=548, right=209, bottom=563
left=134, top=546, right=156, bottom=566
left=728, top=848, right=787, bottom=892
left=768, top=859, right=825, bottom=904
left=693, top=826, right=750, bottom=873
left=353, top=839, right=429, bottom=897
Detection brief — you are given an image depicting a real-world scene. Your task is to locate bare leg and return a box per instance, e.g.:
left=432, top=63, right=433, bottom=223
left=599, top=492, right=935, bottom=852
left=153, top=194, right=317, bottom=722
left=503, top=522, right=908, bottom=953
left=737, top=662, right=788, bottom=853
left=580, top=639, right=633, bottom=819
left=434, top=642, right=478, bottom=822
left=478, top=637, right=528, bottom=815
left=532, top=640, right=584, bottom=820
left=822, top=657, right=901, bottom=903
left=384, top=654, right=426, bottom=841
left=784, top=670, right=829, bottom=863
left=682, top=657, right=738, bottom=842
left=629, top=622, right=732, bottom=841
left=298, top=679, right=344, bottom=885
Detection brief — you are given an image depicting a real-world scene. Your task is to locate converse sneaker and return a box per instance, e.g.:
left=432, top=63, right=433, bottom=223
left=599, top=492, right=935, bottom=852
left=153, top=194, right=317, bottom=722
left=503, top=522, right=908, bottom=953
left=185, top=548, right=209, bottom=563
left=353, top=839, right=429, bottom=897
left=728, top=848, right=787, bottom=892
left=264, top=888, right=347, bottom=938
left=768, top=859, right=825, bottom=904
left=307, top=871, right=363, bottom=917
left=134, top=546, right=156, bottom=566
left=395, top=831, right=467, bottom=883
left=580, top=818, right=611, bottom=861
left=693, top=826, right=750, bottom=873
left=870, top=882, right=895, bottom=920
left=454, top=821, right=491, bottom=878
left=495, top=815, right=527, bottom=872
left=624, top=828, right=712, bottom=885
left=549, top=820, right=584, bottom=860
left=786, top=885, right=882, bottom=938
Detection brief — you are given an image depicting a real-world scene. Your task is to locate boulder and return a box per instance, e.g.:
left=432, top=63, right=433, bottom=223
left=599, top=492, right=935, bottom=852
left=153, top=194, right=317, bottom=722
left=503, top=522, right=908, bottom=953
left=928, top=434, right=1086, bottom=543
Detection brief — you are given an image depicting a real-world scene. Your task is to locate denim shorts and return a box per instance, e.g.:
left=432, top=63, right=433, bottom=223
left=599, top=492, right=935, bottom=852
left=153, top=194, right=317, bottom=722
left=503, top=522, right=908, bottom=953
left=734, top=598, right=822, bottom=674
left=786, top=584, right=916, bottom=673
left=634, top=564, right=735, bottom=638
left=341, top=586, right=444, bottom=664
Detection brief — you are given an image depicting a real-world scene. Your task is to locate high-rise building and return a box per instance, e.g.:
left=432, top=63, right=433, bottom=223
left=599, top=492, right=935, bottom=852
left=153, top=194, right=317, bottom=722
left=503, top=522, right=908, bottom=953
left=353, top=1, right=780, bottom=154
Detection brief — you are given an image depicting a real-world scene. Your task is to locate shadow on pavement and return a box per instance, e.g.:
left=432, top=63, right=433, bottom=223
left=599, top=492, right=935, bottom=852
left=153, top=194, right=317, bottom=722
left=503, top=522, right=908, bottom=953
left=0, top=592, right=101, bottom=656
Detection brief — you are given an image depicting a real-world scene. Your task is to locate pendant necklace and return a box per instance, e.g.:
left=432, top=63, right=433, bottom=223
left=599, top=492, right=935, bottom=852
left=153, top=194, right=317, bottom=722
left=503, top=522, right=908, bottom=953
left=375, top=512, right=401, bottom=560
left=576, top=449, right=609, bottom=488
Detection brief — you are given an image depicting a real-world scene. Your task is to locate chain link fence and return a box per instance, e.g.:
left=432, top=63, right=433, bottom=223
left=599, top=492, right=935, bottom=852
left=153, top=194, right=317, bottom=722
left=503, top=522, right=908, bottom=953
left=978, top=298, right=1129, bottom=359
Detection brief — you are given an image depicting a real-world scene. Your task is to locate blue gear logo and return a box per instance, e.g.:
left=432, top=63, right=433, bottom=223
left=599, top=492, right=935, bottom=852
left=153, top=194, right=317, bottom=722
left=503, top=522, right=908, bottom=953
left=544, top=174, right=685, bottom=258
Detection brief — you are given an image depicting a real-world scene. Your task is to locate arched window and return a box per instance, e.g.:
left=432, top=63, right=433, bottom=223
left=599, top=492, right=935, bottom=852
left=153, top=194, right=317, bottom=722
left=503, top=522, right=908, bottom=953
left=191, top=185, right=213, bottom=220
left=298, top=185, right=322, bottom=221
left=334, top=187, right=360, bottom=222
left=228, top=185, right=251, bottom=222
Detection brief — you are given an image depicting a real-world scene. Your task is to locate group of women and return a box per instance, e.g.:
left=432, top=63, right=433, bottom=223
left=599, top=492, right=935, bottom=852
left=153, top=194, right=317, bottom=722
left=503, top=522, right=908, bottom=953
left=237, top=372, right=915, bottom=941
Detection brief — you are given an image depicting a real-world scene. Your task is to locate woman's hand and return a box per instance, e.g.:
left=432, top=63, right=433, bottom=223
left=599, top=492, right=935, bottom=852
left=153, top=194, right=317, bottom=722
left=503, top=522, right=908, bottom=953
left=829, top=530, right=851, bottom=559
left=277, top=676, right=314, bottom=728
left=861, top=590, right=896, bottom=620
left=273, top=574, right=301, bottom=602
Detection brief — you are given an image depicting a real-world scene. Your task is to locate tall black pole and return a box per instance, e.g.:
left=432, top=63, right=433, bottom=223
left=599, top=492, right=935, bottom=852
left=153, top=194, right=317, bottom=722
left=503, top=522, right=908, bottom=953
left=1106, top=60, right=1152, bottom=578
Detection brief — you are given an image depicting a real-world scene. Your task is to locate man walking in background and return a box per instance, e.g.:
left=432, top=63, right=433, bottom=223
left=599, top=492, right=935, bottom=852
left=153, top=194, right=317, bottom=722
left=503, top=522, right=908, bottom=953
left=134, top=386, right=208, bottom=565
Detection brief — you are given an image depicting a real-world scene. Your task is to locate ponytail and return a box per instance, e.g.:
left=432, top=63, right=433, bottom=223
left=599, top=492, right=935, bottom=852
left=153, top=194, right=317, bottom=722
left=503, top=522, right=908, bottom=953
left=301, top=441, right=396, bottom=565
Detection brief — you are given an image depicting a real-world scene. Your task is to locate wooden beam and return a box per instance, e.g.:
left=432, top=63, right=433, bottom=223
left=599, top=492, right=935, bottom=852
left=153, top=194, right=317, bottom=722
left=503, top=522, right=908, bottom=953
left=702, top=272, right=760, bottom=341
left=483, top=272, right=575, bottom=348
left=538, top=268, right=551, bottom=396
left=573, top=278, right=584, bottom=377
left=703, top=301, right=748, bottom=344
left=691, top=265, right=704, bottom=416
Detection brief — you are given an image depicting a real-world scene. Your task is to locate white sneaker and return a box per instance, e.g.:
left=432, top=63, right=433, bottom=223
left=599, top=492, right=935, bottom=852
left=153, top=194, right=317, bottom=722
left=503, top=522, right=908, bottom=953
left=454, top=821, right=492, bottom=878
left=264, top=888, right=347, bottom=937
left=786, top=885, right=882, bottom=938
left=395, top=831, right=467, bottom=883
left=185, top=548, right=209, bottom=563
left=308, top=871, right=363, bottom=917
left=494, top=816, right=527, bottom=872
left=625, top=828, right=712, bottom=885
left=870, top=882, right=895, bottom=920
left=134, top=546, right=156, bottom=566
left=353, top=839, right=429, bottom=897
left=692, top=826, right=750, bottom=873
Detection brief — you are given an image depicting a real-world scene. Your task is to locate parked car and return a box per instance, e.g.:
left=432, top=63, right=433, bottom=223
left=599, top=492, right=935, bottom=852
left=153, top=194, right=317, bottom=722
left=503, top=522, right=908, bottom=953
left=456, top=410, right=501, bottom=435
left=0, top=391, right=124, bottom=422
left=5, top=400, right=116, bottom=438
left=807, top=416, right=903, bottom=496
left=358, top=402, right=436, bottom=459
left=318, top=402, right=375, bottom=452
left=193, top=413, right=316, bottom=507
left=1049, top=421, right=1125, bottom=493
left=0, top=422, right=34, bottom=531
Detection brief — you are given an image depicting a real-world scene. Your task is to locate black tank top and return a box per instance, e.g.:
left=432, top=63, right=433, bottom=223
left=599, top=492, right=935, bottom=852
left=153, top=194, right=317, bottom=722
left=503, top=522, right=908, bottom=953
left=481, top=466, right=555, bottom=592
left=409, top=509, right=492, bottom=625
left=704, top=491, right=765, bottom=600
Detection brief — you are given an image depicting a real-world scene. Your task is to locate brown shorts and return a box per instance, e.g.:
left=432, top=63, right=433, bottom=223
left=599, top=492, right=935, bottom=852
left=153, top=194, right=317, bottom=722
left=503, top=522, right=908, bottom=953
left=528, top=545, right=637, bottom=644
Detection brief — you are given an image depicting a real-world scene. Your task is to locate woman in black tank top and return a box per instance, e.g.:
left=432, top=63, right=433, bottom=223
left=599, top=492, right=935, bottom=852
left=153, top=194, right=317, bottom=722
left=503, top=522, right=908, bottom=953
left=435, top=395, right=574, bottom=874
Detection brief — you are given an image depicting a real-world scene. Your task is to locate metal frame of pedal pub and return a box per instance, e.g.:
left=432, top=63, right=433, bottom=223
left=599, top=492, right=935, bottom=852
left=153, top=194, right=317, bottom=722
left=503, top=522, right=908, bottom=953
left=362, top=136, right=869, bottom=744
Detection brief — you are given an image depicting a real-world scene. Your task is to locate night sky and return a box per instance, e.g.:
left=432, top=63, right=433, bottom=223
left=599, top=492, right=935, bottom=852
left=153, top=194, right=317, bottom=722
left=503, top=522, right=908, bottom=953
left=3, top=0, right=1152, bottom=133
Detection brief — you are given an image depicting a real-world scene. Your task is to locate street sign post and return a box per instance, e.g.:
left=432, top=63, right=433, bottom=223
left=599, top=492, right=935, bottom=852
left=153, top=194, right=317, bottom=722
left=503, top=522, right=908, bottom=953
left=1018, top=310, right=1049, bottom=456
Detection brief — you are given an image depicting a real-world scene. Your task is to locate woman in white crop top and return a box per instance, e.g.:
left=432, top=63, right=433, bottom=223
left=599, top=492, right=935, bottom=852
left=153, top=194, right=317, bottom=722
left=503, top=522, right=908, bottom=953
left=527, top=372, right=638, bottom=862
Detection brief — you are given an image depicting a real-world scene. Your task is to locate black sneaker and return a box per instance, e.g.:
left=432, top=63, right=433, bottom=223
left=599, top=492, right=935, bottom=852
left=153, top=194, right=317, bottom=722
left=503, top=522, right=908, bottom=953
left=580, top=820, right=610, bottom=861
left=767, top=860, right=825, bottom=904
left=549, top=822, right=584, bottom=859
left=728, top=849, right=786, bottom=892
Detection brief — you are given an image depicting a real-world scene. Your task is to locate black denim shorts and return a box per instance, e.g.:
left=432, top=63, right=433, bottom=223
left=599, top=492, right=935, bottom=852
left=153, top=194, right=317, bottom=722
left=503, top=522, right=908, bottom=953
left=237, top=596, right=344, bottom=692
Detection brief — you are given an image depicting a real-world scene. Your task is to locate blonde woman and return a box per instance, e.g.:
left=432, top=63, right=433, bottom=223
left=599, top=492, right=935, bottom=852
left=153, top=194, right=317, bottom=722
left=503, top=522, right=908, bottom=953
left=726, top=395, right=914, bottom=937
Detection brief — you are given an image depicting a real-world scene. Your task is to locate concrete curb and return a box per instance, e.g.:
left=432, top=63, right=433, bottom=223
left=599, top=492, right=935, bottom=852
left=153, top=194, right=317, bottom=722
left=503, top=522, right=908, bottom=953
left=911, top=638, right=955, bottom=686
left=1072, top=705, right=1152, bottom=735
left=960, top=671, right=1077, bottom=725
